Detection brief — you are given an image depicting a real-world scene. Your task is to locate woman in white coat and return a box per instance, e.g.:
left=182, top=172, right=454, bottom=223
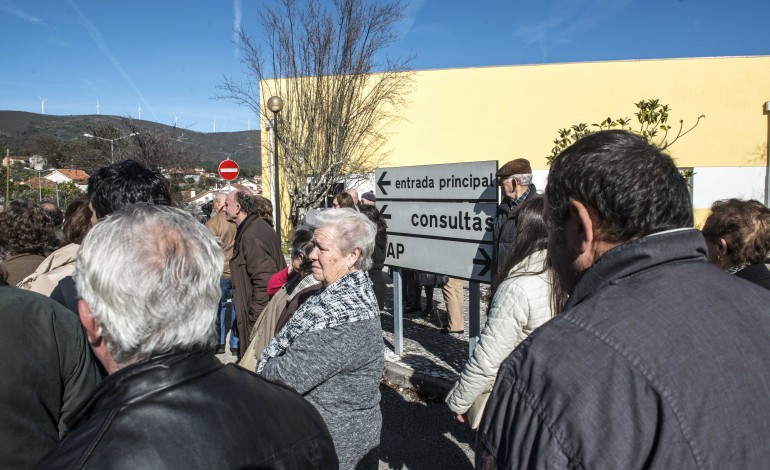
left=445, top=197, right=566, bottom=426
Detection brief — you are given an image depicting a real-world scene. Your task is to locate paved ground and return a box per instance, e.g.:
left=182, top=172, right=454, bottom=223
left=380, top=279, right=489, bottom=391
left=378, top=383, right=476, bottom=470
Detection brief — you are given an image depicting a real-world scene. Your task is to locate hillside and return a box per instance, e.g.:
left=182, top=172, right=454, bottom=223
left=0, top=110, right=261, bottom=169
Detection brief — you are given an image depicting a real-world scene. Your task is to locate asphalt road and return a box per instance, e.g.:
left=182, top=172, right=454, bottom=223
left=378, top=383, right=476, bottom=470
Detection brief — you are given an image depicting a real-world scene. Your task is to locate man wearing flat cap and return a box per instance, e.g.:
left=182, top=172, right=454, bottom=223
left=493, top=158, right=537, bottom=276
left=360, top=191, right=377, bottom=206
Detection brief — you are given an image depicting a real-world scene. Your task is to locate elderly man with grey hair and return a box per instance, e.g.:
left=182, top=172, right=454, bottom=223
left=225, top=189, right=286, bottom=354
left=37, top=204, right=337, bottom=468
left=205, top=190, right=238, bottom=355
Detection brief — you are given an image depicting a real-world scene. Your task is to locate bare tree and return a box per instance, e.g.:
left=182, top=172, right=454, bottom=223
left=219, top=0, right=413, bottom=228
left=74, top=119, right=195, bottom=171
left=120, top=118, right=195, bottom=170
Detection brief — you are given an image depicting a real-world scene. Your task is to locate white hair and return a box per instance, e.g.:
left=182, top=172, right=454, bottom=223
left=513, top=173, right=533, bottom=185
left=213, top=191, right=228, bottom=203
left=76, top=203, right=223, bottom=366
left=305, top=208, right=376, bottom=270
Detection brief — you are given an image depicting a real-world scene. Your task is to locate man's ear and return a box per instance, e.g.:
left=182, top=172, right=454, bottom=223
left=569, top=200, right=597, bottom=252
left=78, top=299, right=100, bottom=345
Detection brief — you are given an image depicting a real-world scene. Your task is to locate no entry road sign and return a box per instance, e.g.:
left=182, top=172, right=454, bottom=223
left=218, top=159, right=240, bottom=181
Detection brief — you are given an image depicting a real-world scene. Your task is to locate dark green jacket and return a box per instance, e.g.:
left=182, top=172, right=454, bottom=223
left=0, top=286, right=101, bottom=468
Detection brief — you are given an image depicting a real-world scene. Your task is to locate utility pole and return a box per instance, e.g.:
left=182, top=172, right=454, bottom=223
left=4, top=149, right=9, bottom=205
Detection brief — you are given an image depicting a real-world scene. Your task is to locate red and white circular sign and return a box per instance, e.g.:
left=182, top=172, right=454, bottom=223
left=218, top=159, right=240, bottom=181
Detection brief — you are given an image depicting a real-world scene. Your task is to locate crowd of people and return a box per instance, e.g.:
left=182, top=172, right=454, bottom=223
left=2, top=128, right=770, bottom=468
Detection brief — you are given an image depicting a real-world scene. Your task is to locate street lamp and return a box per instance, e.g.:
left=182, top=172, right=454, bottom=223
left=83, top=132, right=138, bottom=164
left=267, top=95, right=284, bottom=243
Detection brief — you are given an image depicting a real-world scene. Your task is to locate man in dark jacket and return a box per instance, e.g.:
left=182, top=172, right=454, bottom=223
left=492, top=158, right=537, bottom=275
left=37, top=204, right=337, bottom=469
left=0, top=265, right=100, bottom=468
left=477, top=130, right=770, bottom=469
left=225, top=190, right=286, bottom=354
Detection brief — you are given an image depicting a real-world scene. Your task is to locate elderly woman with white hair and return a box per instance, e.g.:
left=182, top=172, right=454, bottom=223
left=257, top=208, right=383, bottom=470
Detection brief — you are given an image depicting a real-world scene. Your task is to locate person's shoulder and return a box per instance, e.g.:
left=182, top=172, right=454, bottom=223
left=1, top=285, right=76, bottom=322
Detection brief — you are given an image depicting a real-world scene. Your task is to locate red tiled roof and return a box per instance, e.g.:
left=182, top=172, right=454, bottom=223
left=19, top=176, right=58, bottom=189
left=55, top=169, right=90, bottom=182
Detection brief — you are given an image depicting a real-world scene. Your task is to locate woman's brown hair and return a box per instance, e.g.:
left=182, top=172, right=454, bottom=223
left=702, top=199, right=770, bottom=266
left=61, top=195, right=94, bottom=246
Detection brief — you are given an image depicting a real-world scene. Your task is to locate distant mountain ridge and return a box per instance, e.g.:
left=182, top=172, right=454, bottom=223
left=0, top=110, right=261, bottom=169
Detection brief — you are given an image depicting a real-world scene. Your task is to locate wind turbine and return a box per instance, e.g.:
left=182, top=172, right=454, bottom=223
left=39, top=97, right=47, bottom=115
left=212, top=119, right=217, bottom=132
left=247, top=118, right=251, bottom=130
left=173, top=113, right=179, bottom=127
left=96, top=100, right=101, bottom=115
left=137, top=105, right=142, bottom=120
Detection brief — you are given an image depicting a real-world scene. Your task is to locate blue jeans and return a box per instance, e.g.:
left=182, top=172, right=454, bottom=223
left=217, top=278, right=238, bottom=348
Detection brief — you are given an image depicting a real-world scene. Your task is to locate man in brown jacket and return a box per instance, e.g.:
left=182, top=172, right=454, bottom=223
left=205, top=191, right=238, bottom=356
left=224, top=190, right=285, bottom=354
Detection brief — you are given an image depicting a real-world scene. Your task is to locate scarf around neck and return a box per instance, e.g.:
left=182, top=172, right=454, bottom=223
left=256, top=269, right=379, bottom=373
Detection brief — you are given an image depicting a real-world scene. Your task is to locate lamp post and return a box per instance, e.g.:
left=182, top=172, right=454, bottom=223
left=267, top=95, right=284, bottom=244
left=30, top=155, right=46, bottom=202
left=83, top=132, right=138, bottom=164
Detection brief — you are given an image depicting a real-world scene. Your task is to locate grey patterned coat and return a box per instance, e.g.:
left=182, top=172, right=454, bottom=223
left=260, top=272, right=383, bottom=470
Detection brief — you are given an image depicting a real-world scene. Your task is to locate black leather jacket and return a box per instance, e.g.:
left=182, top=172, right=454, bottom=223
left=36, top=350, right=338, bottom=469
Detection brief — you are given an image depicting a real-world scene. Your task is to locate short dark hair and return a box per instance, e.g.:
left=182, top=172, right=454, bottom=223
left=88, top=159, right=171, bottom=219
left=61, top=195, right=93, bottom=246
left=39, top=202, right=63, bottom=227
left=546, top=130, right=692, bottom=242
left=702, top=199, right=770, bottom=266
left=291, top=226, right=315, bottom=273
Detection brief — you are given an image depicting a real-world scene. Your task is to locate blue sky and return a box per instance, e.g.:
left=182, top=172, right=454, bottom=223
left=1, top=0, right=768, bottom=133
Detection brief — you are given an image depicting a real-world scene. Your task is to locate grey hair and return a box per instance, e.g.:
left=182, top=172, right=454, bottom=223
left=76, top=203, right=222, bottom=366
left=513, top=173, right=533, bottom=185
left=305, top=208, right=376, bottom=270
left=213, top=191, right=228, bottom=203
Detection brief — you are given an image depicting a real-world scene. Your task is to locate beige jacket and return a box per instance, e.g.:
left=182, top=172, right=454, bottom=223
left=17, top=243, right=80, bottom=296
left=205, top=211, right=236, bottom=279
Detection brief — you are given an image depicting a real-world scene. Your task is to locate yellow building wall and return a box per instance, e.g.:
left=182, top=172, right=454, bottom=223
left=382, top=56, right=770, bottom=170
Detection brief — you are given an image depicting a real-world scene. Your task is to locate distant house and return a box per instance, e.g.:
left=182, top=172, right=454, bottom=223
left=1, top=155, right=30, bottom=167
left=237, top=178, right=260, bottom=193
left=186, top=190, right=215, bottom=207
left=45, top=169, right=90, bottom=191
left=19, top=176, right=58, bottom=190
